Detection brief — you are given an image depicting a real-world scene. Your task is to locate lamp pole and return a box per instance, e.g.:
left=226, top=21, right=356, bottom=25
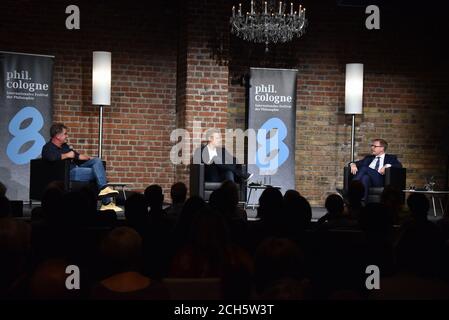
left=98, top=105, right=103, bottom=158
left=350, top=114, right=355, bottom=163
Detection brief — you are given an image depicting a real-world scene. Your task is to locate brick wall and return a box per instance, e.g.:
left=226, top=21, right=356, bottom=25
left=0, top=0, right=178, bottom=197
left=1, top=0, right=448, bottom=205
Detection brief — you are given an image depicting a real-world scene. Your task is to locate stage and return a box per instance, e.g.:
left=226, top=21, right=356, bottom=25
left=15, top=203, right=444, bottom=223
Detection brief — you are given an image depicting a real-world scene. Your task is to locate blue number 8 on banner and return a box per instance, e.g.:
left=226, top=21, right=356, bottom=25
left=256, top=117, right=289, bottom=172
left=6, top=106, right=46, bottom=165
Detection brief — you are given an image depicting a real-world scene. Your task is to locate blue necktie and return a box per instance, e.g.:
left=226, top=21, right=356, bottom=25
left=374, top=156, right=380, bottom=171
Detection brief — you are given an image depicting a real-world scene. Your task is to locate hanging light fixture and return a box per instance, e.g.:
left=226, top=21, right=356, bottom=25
left=230, top=0, right=308, bottom=52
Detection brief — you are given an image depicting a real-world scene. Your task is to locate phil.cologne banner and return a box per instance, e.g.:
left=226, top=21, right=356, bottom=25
left=248, top=67, right=297, bottom=204
left=0, top=51, right=54, bottom=201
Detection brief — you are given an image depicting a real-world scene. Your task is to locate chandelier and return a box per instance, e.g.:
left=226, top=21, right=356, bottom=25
left=230, top=0, right=308, bottom=52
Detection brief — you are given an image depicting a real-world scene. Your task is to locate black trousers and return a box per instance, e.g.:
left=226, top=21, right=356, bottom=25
left=205, top=163, right=244, bottom=183
left=353, top=166, right=384, bottom=201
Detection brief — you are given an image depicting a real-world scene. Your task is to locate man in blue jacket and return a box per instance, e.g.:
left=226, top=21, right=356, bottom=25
left=350, top=138, right=402, bottom=202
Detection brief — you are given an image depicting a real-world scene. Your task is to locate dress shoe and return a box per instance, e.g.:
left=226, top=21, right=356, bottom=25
left=99, top=202, right=123, bottom=213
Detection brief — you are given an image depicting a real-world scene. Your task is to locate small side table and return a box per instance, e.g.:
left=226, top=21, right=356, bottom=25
left=246, top=184, right=281, bottom=209
left=403, top=189, right=449, bottom=217
left=108, top=183, right=131, bottom=200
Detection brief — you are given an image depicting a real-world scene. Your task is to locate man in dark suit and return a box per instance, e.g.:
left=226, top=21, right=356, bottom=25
left=193, top=129, right=252, bottom=183
left=350, top=138, right=402, bottom=202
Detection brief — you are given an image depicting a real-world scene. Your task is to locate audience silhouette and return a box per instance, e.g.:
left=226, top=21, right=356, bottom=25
left=1, top=178, right=448, bottom=300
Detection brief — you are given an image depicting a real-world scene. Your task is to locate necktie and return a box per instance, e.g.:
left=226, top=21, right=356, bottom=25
left=374, top=156, right=380, bottom=171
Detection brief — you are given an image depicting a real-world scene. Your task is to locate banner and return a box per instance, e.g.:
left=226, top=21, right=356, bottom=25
left=0, top=51, right=54, bottom=201
left=247, top=67, right=297, bottom=205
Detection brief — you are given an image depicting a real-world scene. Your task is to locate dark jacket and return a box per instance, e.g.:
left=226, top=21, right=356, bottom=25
left=354, top=154, right=402, bottom=169
left=41, top=141, right=80, bottom=161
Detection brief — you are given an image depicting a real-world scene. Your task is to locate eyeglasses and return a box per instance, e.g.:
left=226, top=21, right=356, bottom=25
left=370, top=145, right=382, bottom=148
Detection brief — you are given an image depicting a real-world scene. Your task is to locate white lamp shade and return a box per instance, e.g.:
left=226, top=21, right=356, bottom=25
left=92, top=51, right=111, bottom=105
left=345, top=63, right=363, bottom=114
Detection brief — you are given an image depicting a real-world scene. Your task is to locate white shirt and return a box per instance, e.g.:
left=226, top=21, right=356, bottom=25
left=206, top=144, right=217, bottom=164
left=368, top=153, right=391, bottom=172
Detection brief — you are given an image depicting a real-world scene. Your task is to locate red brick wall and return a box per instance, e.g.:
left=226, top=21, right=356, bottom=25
left=228, top=1, right=449, bottom=205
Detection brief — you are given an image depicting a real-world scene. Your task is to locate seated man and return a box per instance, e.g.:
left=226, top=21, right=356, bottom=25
left=350, top=138, right=402, bottom=202
left=41, top=123, right=122, bottom=212
left=193, top=129, right=252, bottom=183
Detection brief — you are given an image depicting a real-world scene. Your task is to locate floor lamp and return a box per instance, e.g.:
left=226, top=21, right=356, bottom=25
left=345, top=63, right=364, bottom=162
left=92, top=51, right=111, bottom=158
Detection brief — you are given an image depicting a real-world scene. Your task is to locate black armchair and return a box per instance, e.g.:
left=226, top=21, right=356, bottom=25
left=189, top=163, right=247, bottom=202
left=343, top=165, right=407, bottom=203
left=29, top=159, right=105, bottom=202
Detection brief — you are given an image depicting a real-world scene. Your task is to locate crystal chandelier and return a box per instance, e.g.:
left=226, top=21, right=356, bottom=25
left=230, top=0, right=308, bottom=52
